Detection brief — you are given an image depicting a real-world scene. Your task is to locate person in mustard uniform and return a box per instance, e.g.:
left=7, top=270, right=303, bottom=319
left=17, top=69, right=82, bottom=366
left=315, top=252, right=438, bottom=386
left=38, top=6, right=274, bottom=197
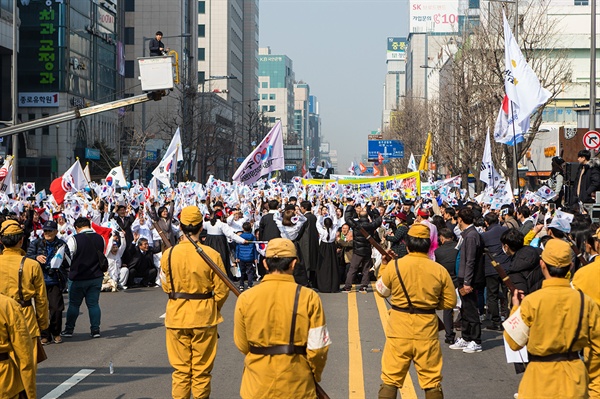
left=234, top=238, right=331, bottom=399
left=0, top=219, right=48, bottom=368
left=375, top=224, right=457, bottom=399
left=160, top=206, right=229, bottom=399
left=504, top=238, right=600, bottom=399
left=575, top=227, right=600, bottom=397
left=0, top=293, right=36, bottom=399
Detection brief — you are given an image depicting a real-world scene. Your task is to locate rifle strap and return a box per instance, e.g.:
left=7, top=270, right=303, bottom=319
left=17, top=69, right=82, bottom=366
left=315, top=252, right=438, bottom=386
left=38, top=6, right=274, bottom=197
left=394, top=259, right=414, bottom=312
left=568, top=290, right=585, bottom=353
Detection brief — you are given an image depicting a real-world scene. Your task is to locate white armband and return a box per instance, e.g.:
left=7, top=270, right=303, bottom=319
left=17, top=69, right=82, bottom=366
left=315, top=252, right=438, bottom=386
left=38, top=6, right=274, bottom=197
left=307, top=325, right=331, bottom=350
left=502, top=307, right=530, bottom=347
left=375, top=278, right=391, bottom=297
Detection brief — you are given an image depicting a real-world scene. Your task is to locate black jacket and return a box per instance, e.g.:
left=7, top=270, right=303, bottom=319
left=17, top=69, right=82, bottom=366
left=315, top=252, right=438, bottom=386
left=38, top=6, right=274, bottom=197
left=126, top=243, right=161, bottom=272
left=457, top=225, right=485, bottom=288
left=385, top=224, right=408, bottom=258
left=574, top=161, right=600, bottom=203
left=258, top=212, right=281, bottom=242
left=149, top=38, right=165, bottom=56
left=297, top=212, right=319, bottom=271
left=481, top=223, right=511, bottom=276
left=434, top=241, right=458, bottom=286
left=508, top=246, right=543, bottom=294
left=344, top=205, right=382, bottom=257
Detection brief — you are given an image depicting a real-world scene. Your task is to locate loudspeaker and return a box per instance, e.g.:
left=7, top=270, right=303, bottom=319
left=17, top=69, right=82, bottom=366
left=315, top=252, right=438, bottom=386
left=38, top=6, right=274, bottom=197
left=564, top=162, right=580, bottom=185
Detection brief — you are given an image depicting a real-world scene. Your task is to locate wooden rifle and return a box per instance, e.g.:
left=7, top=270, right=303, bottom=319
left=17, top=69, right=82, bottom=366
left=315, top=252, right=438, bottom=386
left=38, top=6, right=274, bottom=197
left=357, top=227, right=445, bottom=330
left=151, top=220, right=173, bottom=251
left=482, top=249, right=517, bottom=294
left=182, top=232, right=330, bottom=399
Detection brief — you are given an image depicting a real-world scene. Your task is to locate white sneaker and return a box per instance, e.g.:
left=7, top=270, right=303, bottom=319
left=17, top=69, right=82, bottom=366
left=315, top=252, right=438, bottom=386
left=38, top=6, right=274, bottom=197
left=448, top=337, right=468, bottom=350
left=463, top=341, right=482, bottom=353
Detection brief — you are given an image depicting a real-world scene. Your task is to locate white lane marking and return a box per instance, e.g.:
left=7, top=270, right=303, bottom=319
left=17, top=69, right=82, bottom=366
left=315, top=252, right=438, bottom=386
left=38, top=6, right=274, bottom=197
left=41, top=368, right=95, bottom=399
left=160, top=313, right=166, bottom=318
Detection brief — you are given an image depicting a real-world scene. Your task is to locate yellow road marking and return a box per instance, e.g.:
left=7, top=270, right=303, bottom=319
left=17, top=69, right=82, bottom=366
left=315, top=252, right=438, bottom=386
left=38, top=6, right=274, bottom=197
left=347, top=292, right=366, bottom=399
left=372, top=283, right=419, bottom=399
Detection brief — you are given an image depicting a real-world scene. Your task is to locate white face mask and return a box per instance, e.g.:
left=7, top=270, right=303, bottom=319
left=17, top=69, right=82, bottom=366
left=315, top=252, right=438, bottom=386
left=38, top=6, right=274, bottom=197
left=502, top=246, right=508, bottom=255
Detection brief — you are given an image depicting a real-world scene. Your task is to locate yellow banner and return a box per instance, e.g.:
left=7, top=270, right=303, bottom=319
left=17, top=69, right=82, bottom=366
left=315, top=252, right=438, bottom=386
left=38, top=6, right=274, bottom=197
left=302, top=171, right=420, bottom=196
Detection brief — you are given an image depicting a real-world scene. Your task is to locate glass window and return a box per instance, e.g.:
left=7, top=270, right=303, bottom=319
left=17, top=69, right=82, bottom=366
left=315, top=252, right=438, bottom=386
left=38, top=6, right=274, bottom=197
left=125, top=60, right=134, bottom=78
left=269, top=105, right=276, bottom=112
left=42, top=114, right=49, bottom=135
left=125, top=0, right=135, bottom=12
left=198, top=25, right=205, bottom=37
left=261, top=94, right=268, bottom=100
left=198, top=1, right=205, bottom=13
left=124, top=27, right=135, bottom=45
left=574, top=0, right=589, bottom=4
left=198, top=48, right=205, bottom=61
left=468, top=0, right=480, bottom=8
left=262, top=105, right=268, bottom=112
left=198, top=71, right=205, bottom=83
left=28, top=113, right=36, bottom=135
left=269, top=94, right=276, bottom=100
left=261, top=82, right=268, bottom=88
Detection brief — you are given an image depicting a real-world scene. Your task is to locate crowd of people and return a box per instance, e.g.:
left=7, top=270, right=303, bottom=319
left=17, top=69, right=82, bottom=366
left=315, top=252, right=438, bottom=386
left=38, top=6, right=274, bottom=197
left=0, top=152, right=599, bottom=398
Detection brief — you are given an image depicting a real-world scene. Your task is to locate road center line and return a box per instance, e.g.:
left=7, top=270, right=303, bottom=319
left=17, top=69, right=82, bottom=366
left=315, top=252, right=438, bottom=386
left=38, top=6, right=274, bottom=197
left=41, top=368, right=95, bottom=399
left=372, top=283, right=418, bottom=399
left=347, top=292, right=366, bottom=399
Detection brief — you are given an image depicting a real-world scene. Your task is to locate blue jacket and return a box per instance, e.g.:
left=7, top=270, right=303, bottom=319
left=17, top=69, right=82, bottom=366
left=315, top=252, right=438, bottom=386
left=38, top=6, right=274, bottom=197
left=235, top=232, right=257, bottom=262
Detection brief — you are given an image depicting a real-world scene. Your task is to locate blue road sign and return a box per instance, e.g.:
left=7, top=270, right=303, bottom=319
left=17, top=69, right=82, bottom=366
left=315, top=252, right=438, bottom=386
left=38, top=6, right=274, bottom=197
left=236, top=157, right=246, bottom=163
left=285, top=164, right=297, bottom=172
left=367, top=140, right=404, bottom=160
left=85, top=148, right=101, bottom=160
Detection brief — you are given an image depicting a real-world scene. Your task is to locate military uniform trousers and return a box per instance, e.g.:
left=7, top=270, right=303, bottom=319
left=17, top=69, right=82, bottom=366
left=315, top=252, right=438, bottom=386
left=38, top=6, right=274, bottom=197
left=166, top=326, right=218, bottom=399
left=381, top=336, right=443, bottom=390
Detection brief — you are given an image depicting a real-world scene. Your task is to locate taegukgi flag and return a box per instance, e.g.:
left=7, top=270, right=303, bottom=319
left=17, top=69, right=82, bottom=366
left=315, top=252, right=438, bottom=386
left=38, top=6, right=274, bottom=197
left=233, top=120, right=285, bottom=185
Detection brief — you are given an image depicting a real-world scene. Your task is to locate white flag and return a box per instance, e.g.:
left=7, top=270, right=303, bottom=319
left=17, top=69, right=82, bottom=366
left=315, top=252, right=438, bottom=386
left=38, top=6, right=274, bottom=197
left=163, top=127, right=184, bottom=177
left=50, top=245, right=66, bottom=269
left=64, top=159, right=89, bottom=191
left=502, top=12, right=551, bottom=136
left=147, top=177, right=160, bottom=199
left=152, top=151, right=176, bottom=187
left=407, top=153, right=417, bottom=172
left=83, top=163, right=92, bottom=182
left=494, top=94, right=527, bottom=146
left=105, top=165, right=128, bottom=188
left=480, top=129, right=501, bottom=187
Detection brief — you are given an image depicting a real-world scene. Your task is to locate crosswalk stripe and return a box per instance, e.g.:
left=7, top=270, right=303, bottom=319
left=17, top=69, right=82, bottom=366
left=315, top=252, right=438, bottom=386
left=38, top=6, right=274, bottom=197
left=372, top=283, right=419, bottom=399
left=347, top=292, right=366, bottom=399
left=41, top=369, right=95, bottom=399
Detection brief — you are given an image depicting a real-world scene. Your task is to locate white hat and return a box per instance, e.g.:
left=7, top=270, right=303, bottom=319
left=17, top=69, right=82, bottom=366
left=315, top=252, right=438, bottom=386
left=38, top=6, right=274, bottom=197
left=548, top=217, right=571, bottom=234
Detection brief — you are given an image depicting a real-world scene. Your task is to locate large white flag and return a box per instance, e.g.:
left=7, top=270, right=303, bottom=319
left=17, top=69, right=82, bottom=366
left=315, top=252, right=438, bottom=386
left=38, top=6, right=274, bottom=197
left=407, top=153, right=417, bottom=172
left=494, top=94, right=527, bottom=145
left=232, top=121, right=285, bottom=185
left=105, top=165, right=128, bottom=188
left=480, top=129, right=501, bottom=187
left=496, top=12, right=551, bottom=144
left=64, top=159, right=89, bottom=191
left=0, top=156, right=14, bottom=195
left=151, top=128, right=183, bottom=187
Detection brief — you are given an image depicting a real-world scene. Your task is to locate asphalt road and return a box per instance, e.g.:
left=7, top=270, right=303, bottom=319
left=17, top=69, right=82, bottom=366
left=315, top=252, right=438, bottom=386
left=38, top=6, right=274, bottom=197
left=37, top=284, right=522, bottom=399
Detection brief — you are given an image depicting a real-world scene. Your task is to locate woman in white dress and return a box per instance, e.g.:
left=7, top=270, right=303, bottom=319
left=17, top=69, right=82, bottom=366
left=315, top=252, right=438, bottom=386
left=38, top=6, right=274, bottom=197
left=204, top=210, right=247, bottom=280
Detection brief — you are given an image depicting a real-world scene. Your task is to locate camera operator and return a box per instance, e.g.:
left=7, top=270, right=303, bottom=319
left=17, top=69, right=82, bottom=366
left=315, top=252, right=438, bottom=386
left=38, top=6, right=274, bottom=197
left=149, top=31, right=169, bottom=56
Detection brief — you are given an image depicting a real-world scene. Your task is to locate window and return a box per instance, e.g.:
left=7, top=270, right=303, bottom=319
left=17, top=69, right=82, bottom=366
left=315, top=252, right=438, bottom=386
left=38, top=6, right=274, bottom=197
left=124, top=27, right=134, bottom=45
left=262, top=105, right=268, bottom=112
left=574, top=0, right=589, bottom=4
left=125, top=60, right=134, bottom=78
left=468, top=0, right=479, bottom=8
left=198, top=1, right=205, bottom=13
left=261, top=94, right=267, bottom=100
left=198, top=71, right=205, bottom=83
left=261, top=82, right=268, bottom=88
left=124, top=0, right=135, bottom=12
left=28, top=113, right=36, bottom=135
left=269, top=105, right=275, bottom=112
left=269, top=94, right=276, bottom=100
left=198, top=47, right=205, bottom=61
left=198, top=24, right=205, bottom=37
left=42, top=114, right=49, bottom=135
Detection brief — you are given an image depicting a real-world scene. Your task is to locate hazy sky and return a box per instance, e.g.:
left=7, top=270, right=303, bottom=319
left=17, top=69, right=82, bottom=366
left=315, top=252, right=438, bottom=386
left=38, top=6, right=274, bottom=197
left=260, top=0, right=409, bottom=172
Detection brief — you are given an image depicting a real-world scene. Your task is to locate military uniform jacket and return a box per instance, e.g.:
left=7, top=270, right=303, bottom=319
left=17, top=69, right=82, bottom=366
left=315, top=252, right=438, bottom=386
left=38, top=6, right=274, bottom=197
left=376, top=252, right=456, bottom=340
left=234, top=274, right=331, bottom=399
left=572, top=259, right=600, bottom=306
left=0, top=294, right=36, bottom=399
left=504, top=279, right=600, bottom=399
left=0, top=247, right=48, bottom=337
left=160, top=241, right=229, bottom=329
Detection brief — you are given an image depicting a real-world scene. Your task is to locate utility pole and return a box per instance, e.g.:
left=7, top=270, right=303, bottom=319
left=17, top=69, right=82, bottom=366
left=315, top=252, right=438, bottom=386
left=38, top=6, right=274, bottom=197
left=11, top=0, right=18, bottom=184
left=591, top=0, right=597, bottom=133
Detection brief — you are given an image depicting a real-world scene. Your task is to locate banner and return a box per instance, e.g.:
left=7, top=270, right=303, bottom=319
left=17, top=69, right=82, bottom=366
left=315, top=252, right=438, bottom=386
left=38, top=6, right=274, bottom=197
left=233, top=121, right=285, bottom=185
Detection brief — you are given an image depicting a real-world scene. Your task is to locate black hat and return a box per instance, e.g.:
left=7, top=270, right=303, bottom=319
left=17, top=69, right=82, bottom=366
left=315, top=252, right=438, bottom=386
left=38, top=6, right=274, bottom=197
left=552, top=156, right=565, bottom=166
left=402, top=199, right=414, bottom=206
left=43, top=221, right=58, bottom=231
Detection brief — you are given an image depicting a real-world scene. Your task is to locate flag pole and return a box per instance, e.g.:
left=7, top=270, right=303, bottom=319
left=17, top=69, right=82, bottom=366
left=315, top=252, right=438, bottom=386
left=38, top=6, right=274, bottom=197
left=509, top=100, right=520, bottom=200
